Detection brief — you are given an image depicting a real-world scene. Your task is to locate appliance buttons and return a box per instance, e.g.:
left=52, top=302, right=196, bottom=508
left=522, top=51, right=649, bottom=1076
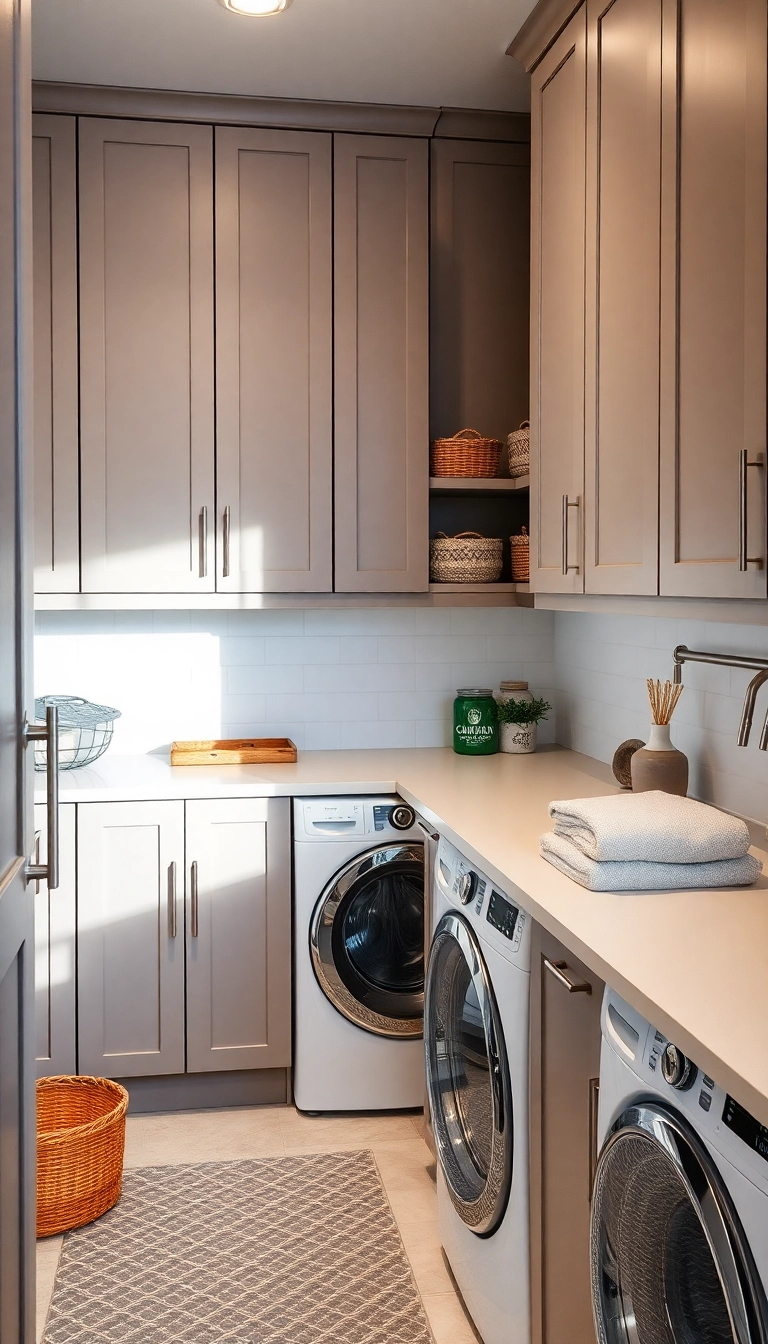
left=699, top=1090, right=713, bottom=1112
left=702, top=1075, right=715, bottom=1090
left=660, top=1043, right=697, bottom=1091
left=389, top=804, right=415, bottom=831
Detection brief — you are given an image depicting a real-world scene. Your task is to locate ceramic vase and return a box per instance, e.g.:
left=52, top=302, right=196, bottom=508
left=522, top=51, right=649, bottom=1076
left=500, top=721, right=537, bottom=755
left=630, top=723, right=688, bottom=797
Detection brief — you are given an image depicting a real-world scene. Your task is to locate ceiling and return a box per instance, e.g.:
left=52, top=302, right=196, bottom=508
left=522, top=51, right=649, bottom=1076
left=31, top=0, right=536, bottom=112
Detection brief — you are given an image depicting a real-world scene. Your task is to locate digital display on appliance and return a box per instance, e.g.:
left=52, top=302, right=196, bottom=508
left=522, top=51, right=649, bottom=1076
left=486, top=890, right=519, bottom=941
left=723, top=1095, right=768, bottom=1164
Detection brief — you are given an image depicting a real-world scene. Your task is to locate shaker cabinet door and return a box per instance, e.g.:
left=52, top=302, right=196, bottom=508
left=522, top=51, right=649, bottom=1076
left=334, top=134, right=429, bottom=593
left=77, top=801, right=186, bottom=1078
left=659, top=0, right=767, bottom=597
left=215, top=127, right=333, bottom=593
left=530, top=9, right=587, bottom=593
left=32, top=115, right=79, bottom=594
left=583, top=0, right=662, bottom=595
left=185, top=798, right=291, bottom=1073
left=78, top=119, right=215, bottom=594
left=34, top=803, right=76, bottom=1078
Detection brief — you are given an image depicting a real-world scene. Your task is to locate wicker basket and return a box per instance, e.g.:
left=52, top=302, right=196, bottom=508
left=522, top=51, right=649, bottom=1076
left=37, top=1075, right=129, bottom=1238
left=430, top=532, right=503, bottom=584
left=510, top=526, right=530, bottom=582
left=430, top=428, right=500, bottom=479
left=506, top=421, right=530, bottom=478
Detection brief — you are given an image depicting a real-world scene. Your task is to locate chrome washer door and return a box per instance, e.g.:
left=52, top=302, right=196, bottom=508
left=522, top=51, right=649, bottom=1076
left=591, top=1102, right=768, bottom=1344
left=425, top=911, right=513, bottom=1236
left=310, top=842, right=424, bottom=1038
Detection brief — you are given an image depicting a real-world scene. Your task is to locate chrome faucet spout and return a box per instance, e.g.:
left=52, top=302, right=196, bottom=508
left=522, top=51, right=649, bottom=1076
left=738, top=669, right=768, bottom=747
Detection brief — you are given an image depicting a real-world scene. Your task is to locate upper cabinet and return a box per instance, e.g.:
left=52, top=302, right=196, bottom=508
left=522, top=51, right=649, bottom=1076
left=526, top=0, right=768, bottom=600
left=32, top=115, right=79, bottom=594
left=78, top=119, right=215, bottom=594
left=430, top=138, right=530, bottom=443
left=215, top=127, right=333, bottom=594
left=334, top=134, right=429, bottom=593
left=530, top=8, right=587, bottom=594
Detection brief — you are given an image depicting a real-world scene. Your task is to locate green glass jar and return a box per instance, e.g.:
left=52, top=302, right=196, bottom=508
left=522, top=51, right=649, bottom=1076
left=453, top=688, right=499, bottom=756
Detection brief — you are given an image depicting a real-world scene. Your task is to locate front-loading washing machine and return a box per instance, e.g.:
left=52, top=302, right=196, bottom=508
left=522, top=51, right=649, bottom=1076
left=592, top=987, right=768, bottom=1343
left=425, top=836, right=531, bottom=1344
left=293, top=796, right=427, bottom=1113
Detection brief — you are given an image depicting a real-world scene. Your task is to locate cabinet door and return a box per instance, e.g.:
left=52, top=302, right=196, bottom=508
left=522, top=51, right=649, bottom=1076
left=78, top=119, right=215, bottom=594
left=529, top=926, right=603, bottom=1344
left=659, top=0, right=767, bottom=597
left=530, top=9, right=587, bottom=593
left=77, top=801, right=185, bottom=1078
left=32, top=115, right=79, bottom=594
left=584, top=0, right=662, bottom=595
left=215, top=127, right=332, bottom=593
left=34, top=803, right=76, bottom=1078
left=185, top=798, right=290, bottom=1073
left=430, top=138, right=530, bottom=443
left=334, top=134, right=429, bottom=592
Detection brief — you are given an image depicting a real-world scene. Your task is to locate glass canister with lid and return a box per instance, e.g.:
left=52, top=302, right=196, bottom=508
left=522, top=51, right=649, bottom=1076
left=453, top=689, right=499, bottom=756
left=499, top=680, right=534, bottom=707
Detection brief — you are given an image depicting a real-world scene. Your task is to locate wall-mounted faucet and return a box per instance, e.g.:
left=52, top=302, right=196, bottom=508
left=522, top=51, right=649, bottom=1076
left=673, top=645, right=768, bottom=749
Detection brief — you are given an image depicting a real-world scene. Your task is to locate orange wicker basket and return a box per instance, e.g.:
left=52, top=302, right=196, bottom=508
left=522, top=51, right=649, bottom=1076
left=430, top=428, right=500, bottom=478
left=36, top=1075, right=129, bottom=1238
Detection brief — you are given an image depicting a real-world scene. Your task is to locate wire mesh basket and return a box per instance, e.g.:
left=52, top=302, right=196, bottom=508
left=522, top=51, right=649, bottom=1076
left=33, top=696, right=121, bottom=771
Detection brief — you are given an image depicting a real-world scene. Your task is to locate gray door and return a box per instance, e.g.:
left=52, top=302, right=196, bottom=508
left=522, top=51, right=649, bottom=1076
left=0, top=0, right=38, bottom=1336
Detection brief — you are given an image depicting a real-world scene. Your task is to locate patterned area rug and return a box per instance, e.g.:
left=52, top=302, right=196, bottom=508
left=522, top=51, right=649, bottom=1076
left=43, top=1151, right=434, bottom=1343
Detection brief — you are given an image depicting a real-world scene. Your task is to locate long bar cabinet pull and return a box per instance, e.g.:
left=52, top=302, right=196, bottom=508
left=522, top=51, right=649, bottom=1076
left=199, top=506, right=208, bottom=579
left=561, top=495, right=580, bottom=576
left=190, top=860, right=199, bottom=938
left=738, top=449, right=764, bottom=572
left=24, top=704, right=60, bottom=890
left=544, top=957, right=592, bottom=994
left=168, top=861, right=177, bottom=939
left=588, top=1076, right=600, bottom=1196
left=222, top=505, right=231, bottom=579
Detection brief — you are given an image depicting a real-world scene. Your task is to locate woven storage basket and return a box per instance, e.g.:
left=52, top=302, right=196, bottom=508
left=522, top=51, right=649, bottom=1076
left=37, top=1075, right=129, bottom=1238
left=510, top=526, right=530, bottom=582
left=430, top=532, right=503, bottom=584
left=506, top=421, right=530, bottom=478
left=430, top=428, right=500, bottom=479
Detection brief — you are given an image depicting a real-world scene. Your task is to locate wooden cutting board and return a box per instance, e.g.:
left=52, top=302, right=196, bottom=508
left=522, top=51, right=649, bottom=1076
left=170, top=738, right=298, bottom=766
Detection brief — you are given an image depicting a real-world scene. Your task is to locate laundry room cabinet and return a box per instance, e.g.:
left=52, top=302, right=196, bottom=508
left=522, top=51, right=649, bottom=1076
left=75, top=797, right=291, bottom=1080
left=34, top=802, right=76, bottom=1079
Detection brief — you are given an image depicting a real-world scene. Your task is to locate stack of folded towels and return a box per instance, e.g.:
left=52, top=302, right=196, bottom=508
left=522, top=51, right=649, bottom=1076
left=540, top=791, right=762, bottom=892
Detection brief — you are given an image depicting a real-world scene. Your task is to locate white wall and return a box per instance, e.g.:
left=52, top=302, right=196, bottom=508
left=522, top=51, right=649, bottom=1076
left=35, top=607, right=555, bottom=756
left=555, top=611, right=768, bottom=824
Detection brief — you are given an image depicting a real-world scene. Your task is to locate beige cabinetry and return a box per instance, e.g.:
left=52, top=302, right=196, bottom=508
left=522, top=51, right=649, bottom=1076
left=32, top=115, right=79, bottom=594
left=34, top=803, right=76, bottom=1078
left=78, top=119, right=215, bottom=595
left=529, top=924, right=603, bottom=1344
left=430, top=138, right=530, bottom=443
left=215, top=128, right=333, bottom=593
left=530, top=8, right=587, bottom=594
left=334, top=134, right=429, bottom=593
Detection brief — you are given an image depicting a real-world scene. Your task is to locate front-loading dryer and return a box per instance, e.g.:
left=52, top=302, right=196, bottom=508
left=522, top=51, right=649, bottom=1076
left=425, top=836, right=531, bottom=1344
left=592, top=987, right=768, bottom=1344
left=293, top=796, right=426, bottom=1113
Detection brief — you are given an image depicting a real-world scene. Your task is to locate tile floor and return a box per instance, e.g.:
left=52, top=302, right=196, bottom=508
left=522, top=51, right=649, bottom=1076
left=36, top=1105, right=480, bottom=1344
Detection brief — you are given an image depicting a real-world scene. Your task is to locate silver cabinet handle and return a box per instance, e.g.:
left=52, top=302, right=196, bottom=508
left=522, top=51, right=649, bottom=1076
left=222, top=505, right=231, bottom=579
left=168, top=861, right=177, bottom=938
left=25, top=704, right=59, bottom=890
left=199, top=505, right=208, bottom=579
left=561, top=495, right=580, bottom=576
left=738, top=449, right=763, bottom=571
left=190, top=860, right=199, bottom=938
left=544, top=957, right=592, bottom=994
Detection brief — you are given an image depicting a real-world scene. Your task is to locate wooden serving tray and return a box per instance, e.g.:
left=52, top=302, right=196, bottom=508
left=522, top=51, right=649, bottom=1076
left=170, top=738, right=298, bottom=766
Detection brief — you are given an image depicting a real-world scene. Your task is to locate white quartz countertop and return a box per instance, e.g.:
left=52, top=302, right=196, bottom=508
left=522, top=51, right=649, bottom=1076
left=42, top=746, right=768, bottom=1127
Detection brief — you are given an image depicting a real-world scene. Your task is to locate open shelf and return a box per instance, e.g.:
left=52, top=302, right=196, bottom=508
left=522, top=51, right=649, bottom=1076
left=429, top=475, right=529, bottom=494
left=429, top=582, right=529, bottom=594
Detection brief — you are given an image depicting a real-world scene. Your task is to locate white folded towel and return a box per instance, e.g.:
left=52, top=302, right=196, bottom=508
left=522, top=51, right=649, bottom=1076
left=540, top=831, right=762, bottom=892
left=548, top=790, right=751, bottom=864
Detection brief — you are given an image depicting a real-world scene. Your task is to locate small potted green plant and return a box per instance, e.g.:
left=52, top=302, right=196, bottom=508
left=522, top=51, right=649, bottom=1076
left=496, top=695, right=551, bottom=755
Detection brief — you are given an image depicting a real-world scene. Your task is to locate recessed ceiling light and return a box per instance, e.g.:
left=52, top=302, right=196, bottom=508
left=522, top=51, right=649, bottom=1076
left=218, top=0, right=292, bottom=14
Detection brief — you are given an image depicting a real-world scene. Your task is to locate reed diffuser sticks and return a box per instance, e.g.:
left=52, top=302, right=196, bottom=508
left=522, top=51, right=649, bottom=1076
left=647, top=678, right=683, bottom=726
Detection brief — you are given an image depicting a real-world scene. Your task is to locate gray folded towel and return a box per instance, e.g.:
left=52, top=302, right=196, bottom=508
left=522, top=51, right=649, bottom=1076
left=548, top=790, right=751, bottom=864
left=540, top=830, right=762, bottom=892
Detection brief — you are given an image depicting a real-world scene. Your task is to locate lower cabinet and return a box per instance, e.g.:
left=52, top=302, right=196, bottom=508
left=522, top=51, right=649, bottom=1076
left=76, top=797, right=291, bottom=1080
left=34, top=802, right=76, bottom=1078
left=529, top=925, right=604, bottom=1344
